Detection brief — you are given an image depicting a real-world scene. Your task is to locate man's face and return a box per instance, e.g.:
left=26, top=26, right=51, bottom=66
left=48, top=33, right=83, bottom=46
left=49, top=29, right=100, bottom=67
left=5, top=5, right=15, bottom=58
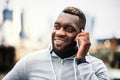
left=52, top=12, right=80, bottom=53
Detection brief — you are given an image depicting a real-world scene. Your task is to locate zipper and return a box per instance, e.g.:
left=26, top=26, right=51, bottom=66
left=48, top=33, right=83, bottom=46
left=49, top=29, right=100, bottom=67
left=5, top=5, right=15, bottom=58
left=58, top=59, right=64, bottom=80
left=61, top=59, right=64, bottom=64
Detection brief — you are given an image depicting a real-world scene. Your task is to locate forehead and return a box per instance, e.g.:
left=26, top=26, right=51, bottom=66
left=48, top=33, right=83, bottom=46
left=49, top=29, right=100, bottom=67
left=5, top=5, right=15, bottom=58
left=56, top=12, right=80, bottom=26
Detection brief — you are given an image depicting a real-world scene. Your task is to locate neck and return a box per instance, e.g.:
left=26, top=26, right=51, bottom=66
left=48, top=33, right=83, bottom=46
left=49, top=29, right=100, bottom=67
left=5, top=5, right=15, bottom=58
left=53, top=46, right=78, bottom=59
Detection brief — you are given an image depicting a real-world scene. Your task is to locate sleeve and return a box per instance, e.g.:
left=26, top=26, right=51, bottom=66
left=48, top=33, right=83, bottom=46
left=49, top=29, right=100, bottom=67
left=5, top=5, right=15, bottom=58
left=2, top=56, right=27, bottom=80
left=77, top=58, right=109, bottom=80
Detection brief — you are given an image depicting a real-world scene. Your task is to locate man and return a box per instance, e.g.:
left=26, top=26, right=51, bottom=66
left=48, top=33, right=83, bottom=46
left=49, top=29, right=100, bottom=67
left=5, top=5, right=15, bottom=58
left=3, top=7, right=109, bottom=80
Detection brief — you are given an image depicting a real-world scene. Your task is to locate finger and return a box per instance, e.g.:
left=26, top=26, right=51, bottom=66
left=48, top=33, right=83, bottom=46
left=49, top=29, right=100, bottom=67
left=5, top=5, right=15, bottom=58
left=82, top=32, right=90, bottom=41
left=81, top=33, right=90, bottom=42
left=75, top=33, right=81, bottom=41
left=81, top=29, right=84, bottom=32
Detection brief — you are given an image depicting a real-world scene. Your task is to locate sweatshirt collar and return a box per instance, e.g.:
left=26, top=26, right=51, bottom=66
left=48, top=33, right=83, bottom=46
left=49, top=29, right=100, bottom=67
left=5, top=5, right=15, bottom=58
left=50, top=50, right=76, bottom=60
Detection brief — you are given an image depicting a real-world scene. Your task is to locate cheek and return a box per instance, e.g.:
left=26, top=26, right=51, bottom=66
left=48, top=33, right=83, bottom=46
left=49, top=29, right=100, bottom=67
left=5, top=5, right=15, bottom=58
left=51, top=31, right=55, bottom=38
left=68, top=33, right=78, bottom=41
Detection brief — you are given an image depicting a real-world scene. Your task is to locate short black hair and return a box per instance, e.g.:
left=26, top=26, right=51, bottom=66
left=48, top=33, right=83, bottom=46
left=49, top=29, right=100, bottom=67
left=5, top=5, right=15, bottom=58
left=63, top=7, right=86, bottom=29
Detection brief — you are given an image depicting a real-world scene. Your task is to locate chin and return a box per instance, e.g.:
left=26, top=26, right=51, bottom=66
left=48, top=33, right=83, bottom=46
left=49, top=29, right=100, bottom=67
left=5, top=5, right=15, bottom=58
left=53, top=44, right=64, bottom=52
left=53, top=43, right=76, bottom=54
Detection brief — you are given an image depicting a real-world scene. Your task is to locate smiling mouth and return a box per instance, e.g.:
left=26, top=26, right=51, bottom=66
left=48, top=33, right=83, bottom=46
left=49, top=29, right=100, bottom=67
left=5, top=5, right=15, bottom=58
left=54, top=37, right=66, bottom=45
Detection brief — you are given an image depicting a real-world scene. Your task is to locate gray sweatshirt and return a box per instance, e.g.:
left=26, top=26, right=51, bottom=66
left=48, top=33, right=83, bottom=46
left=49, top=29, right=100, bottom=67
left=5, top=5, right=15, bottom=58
left=2, top=47, right=109, bottom=80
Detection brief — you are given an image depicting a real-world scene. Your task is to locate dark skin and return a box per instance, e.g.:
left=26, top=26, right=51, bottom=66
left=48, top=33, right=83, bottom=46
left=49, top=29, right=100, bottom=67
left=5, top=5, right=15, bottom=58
left=52, top=12, right=91, bottom=59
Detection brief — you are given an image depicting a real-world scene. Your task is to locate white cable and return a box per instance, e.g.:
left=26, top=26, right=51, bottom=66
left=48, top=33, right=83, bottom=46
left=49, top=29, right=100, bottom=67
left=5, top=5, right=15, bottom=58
left=49, top=52, right=57, bottom=80
left=73, top=58, right=77, bottom=80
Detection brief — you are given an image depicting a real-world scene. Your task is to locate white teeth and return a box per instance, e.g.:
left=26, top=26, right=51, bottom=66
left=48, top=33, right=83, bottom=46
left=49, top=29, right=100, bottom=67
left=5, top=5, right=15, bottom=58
left=54, top=37, right=66, bottom=45
left=54, top=37, right=65, bottom=42
left=56, top=39, right=64, bottom=42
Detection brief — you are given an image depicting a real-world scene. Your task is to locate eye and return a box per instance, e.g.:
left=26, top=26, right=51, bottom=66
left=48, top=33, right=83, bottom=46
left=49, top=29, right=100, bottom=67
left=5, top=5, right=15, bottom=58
left=65, top=26, right=76, bottom=32
left=54, top=24, right=60, bottom=30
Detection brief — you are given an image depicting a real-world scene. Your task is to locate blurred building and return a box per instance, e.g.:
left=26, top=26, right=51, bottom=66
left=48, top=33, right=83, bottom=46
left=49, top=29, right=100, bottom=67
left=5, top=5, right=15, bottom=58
left=0, top=0, right=120, bottom=79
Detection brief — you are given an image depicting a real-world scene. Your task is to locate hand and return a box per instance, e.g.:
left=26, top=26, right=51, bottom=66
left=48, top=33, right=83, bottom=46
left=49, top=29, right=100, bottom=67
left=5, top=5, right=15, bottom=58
left=75, top=29, right=91, bottom=59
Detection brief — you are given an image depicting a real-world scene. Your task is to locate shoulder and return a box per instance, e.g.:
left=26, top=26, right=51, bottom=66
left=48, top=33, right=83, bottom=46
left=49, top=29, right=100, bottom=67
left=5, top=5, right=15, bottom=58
left=86, top=54, right=108, bottom=71
left=23, top=48, right=50, bottom=61
left=27, top=48, right=49, bottom=57
left=86, top=54, right=106, bottom=67
left=86, top=54, right=103, bottom=63
left=2, top=48, right=51, bottom=80
left=16, top=48, right=50, bottom=65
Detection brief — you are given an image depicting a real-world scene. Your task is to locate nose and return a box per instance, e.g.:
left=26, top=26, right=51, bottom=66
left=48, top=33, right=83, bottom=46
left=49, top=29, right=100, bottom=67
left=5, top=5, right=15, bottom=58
left=56, top=28, right=66, bottom=36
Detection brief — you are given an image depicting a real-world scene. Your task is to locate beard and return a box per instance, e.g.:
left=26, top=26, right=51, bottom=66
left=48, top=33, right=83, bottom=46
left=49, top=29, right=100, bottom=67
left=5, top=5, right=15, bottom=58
left=52, top=39, right=78, bottom=59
